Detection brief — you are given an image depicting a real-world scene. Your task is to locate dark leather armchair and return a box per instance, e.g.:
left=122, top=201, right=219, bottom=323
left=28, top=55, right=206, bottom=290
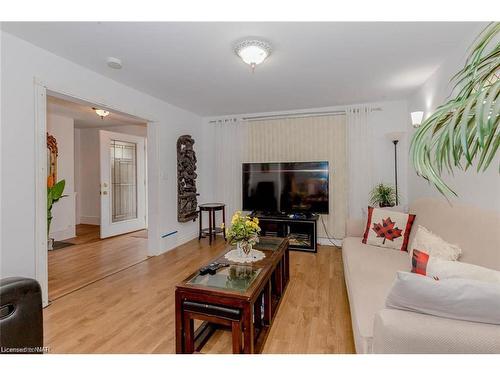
left=0, top=277, right=44, bottom=354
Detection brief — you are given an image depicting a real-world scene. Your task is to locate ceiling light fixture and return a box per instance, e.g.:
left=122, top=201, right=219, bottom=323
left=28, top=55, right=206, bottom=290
left=93, top=107, right=110, bottom=119
left=234, top=39, right=272, bottom=72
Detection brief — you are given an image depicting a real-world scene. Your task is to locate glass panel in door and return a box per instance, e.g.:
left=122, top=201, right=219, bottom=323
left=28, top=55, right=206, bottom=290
left=110, top=140, right=138, bottom=223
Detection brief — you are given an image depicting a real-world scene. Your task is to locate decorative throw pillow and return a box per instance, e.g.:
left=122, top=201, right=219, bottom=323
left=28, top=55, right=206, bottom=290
left=411, top=249, right=500, bottom=283
left=386, top=271, right=500, bottom=325
left=362, top=206, right=415, bottom=251
left=408, top=225, right=462, bottom=261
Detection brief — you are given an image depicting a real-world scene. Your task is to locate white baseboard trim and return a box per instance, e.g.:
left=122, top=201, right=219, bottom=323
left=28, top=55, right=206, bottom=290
left=317, top=237, right=343, bottom=247
left=79, top=216, right=100, bottom=225
left=49, top=227, right=76, bottom=241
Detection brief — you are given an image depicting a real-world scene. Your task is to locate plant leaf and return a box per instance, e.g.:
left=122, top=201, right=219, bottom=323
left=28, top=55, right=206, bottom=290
left=410, top=22, right=500, bottom=197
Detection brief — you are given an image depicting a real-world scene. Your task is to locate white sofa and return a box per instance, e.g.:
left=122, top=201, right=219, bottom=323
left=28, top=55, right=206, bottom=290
left=342, top=198, right=500, bottom=354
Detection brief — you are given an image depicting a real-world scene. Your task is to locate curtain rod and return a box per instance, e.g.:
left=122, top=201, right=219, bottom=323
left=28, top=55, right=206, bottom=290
left=208, top=107, right=382, bottom=124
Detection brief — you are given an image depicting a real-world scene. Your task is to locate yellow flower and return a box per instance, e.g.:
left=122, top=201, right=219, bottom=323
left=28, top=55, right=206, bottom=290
left=253, top=217, right=259, bottom=224
left=221, top=223, right=225, bottom=229
left=232, top=213, right=240, bottom=223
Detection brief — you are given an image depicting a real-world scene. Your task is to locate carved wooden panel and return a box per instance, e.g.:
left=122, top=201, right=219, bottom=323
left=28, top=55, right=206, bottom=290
left=177, top=135, right=199, bottom=222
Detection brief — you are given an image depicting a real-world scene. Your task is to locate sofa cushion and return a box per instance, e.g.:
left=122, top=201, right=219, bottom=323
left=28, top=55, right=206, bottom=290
left=342, top=236, right=408, bottom=353
left=373, top=308, right=500, bottom=353
left=412, top=250, right=500, bottom=283
left=386, top=271, right=500, bottom=325
left=362, top=207, right=415, bottom=251
left=409, top=225, right=462, bottom=261
left=409, top=198, right=500, bottom=270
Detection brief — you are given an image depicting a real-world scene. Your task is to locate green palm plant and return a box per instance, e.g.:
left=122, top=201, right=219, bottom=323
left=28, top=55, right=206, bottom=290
left=47, top=179, right=66, bottom=235
left=410, top=22, right=500, bottom=197
left=369, top=183, right=399, bottom=207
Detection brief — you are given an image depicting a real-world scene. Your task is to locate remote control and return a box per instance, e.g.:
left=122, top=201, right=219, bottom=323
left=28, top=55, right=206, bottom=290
left=199, top=262, right=229, bottom=276
left=207, top=262, right=229, bottom=275
left=199, top=263, right=216, bottom=275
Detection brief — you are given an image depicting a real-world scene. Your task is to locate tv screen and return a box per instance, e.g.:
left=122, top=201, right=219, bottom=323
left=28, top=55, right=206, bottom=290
left=242, top=161, right=329, bottom=214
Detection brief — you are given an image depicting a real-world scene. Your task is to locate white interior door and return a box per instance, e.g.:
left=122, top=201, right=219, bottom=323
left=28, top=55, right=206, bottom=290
left=99, top=130, right=146, bottom=238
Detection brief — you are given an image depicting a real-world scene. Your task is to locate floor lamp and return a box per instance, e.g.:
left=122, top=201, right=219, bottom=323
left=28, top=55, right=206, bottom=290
left=386, top=132, right=406, bottom=206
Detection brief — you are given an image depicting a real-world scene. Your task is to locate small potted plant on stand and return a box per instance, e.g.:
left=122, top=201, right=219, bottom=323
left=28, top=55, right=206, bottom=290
left=224, top=211, right=261, bottom=259
left=369, top=183, right=399, bottom=208
left=47, top=179, right=66, bottom=250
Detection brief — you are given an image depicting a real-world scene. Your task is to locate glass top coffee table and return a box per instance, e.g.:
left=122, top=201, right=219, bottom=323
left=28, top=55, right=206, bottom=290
left=175, top=237, right=290, bottom=354
left=187, top=265, right=263, bottom=293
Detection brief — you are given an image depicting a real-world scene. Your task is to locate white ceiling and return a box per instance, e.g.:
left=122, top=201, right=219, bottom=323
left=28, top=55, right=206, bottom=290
left=3, top=22, right=484, bottom=116
left=47, top=95, right=146, bottom=129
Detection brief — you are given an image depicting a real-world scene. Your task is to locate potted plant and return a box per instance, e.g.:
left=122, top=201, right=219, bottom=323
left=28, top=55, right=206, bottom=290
left=47, top=179, right=66, bottom=250
left=369, top=183, right=399, bottom=208
left=223, top=211, right=261, bottom=258
left=410, top=23, right=499, bottom=197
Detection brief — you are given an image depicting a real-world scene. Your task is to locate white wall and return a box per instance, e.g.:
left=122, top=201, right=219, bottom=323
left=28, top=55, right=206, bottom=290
left=74, top=128, right=81, bottom=224
left=103, top=124, right=147, bottom=137
left=364, top=100, right=410, bottom=210
left=0, top=32, right=210, bottom=281
left=47, top=113, right=76, bottom=240
left=407, top=25, right=500, bottom=213
left=75, top=128, right=100, bottom=225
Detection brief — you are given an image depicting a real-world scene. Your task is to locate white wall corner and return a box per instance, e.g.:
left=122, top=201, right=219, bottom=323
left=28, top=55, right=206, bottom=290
left=79, top=216, right=100, bottom=225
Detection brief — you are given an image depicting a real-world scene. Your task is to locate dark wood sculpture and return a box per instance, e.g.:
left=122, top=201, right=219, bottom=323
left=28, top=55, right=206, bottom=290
left=177, top=135, right=199, bottom=222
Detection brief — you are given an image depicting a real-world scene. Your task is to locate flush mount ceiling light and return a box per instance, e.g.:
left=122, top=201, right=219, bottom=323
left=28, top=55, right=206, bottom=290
left=234, top=39, right=272, bottom=72
left=93, top=107, right=110, bottom=119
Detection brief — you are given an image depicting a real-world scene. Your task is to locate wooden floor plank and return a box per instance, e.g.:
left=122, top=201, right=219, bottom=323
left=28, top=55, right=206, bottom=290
left=43, top=237, right=355, bottom=354
left=48, top=225, right=148, bottom=300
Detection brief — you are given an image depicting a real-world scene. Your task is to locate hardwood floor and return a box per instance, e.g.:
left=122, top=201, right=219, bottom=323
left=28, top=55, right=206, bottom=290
left=48, top=224, right=148, bottom=301
left=43, top=237, right=355, bottom=354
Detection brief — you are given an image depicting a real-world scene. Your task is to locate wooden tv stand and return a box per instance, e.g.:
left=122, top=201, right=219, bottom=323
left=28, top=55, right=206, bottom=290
left=253, top=213, right=319, bottom=253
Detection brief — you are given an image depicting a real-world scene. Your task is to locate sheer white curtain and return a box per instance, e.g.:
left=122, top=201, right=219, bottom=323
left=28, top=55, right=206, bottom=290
left=346, top=107, right=373, bottom=219
left=214, top=119, right=243, bottom=220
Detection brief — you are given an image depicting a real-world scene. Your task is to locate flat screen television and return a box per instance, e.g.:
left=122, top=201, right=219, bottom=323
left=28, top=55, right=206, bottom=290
left=242, top=161, right=329, bottom=214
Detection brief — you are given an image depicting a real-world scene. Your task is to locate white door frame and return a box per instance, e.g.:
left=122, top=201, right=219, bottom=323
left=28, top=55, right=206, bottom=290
left=34, top=79, right=160, bottom=307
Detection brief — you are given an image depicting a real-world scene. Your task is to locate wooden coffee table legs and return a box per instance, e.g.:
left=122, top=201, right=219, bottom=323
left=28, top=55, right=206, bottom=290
left=183, top=314, right=195, bottom=353
left=242, top=304, right=254, bottom=354
left=177, top=311, right=244, bottom=354
left=263, top=281, right=272, bottom=325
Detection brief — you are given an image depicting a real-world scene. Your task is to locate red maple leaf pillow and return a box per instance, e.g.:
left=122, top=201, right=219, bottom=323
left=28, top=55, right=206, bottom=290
left=362, top=207, right=416, bottom=251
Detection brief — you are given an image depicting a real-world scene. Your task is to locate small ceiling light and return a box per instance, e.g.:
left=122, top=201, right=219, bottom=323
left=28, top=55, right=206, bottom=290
left=234, top=39, right=272, bottom=72
left=93, top=107, right=110, bottom=119
left=410, top=111, right=424, bottom=128
left=107, top=57, right=122, bottom=69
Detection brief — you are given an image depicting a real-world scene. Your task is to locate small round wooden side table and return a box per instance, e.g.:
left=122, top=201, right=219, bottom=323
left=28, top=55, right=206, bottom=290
left=198, top=203, right=226, bottom=245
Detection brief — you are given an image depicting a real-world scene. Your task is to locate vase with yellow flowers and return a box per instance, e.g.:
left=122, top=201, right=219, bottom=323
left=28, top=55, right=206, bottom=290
left=224, top=211, right=261, bottom=258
